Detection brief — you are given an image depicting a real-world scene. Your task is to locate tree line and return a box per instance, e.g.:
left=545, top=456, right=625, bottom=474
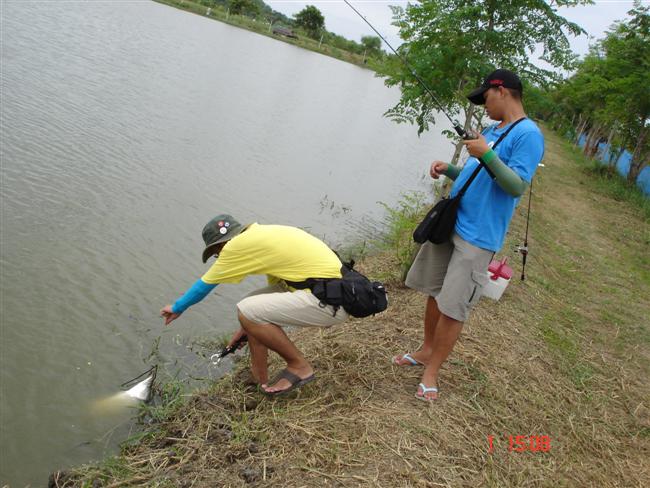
left=373, top=0, right=648, bottom=187
left=525, top=3, right=649, bottom=183
left=189, top=0, right=648, bottom=185
left=194, top=0, right=385, bottom=60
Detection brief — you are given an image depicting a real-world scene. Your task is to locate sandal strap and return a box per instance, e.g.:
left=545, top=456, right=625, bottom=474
left=402, top=353, right=419, bottom=365
left=418, top=383, right=438, bottom=394
left=271, top=369, right=302, bottom=386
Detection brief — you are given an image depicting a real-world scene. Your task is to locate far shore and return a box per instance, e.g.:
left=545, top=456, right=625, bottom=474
left=153, top=0, right=379, bottom=70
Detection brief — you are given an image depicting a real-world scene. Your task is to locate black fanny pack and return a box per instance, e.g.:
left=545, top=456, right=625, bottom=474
left=286, top=261, right=388, bottom=318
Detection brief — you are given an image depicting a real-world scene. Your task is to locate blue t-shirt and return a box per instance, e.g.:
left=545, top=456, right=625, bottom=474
left=449, top=118, right=544, bottom=252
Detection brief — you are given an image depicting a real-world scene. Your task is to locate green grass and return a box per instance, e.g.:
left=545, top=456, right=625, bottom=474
left=561, top=142, right=650, bottom=221
left=229, top=410, right=268, bottom=446
left=76, top=456, right=136, bottom=488
left=540, top=322, right=579, bottom=362
left=137, top=378, right=185, bottom=423
left=378, top=191, right=432, bottom=280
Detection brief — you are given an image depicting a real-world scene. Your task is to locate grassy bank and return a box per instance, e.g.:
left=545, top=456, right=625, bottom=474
left=52, top=128, right=649, bottom=487
left=153, top=0, right=375, bottom=69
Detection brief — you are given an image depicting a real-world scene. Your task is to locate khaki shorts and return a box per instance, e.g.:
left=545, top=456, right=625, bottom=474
left=405, top=233, right=493, bottom=322
left=237, top=283, right=349, bottom=328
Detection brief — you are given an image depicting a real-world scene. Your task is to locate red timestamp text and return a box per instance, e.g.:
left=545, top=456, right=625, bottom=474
left=487, top=435, right=551, bottom=453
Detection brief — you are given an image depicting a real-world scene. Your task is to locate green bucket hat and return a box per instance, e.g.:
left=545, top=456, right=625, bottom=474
left=201, top=214, right=248, bottom=263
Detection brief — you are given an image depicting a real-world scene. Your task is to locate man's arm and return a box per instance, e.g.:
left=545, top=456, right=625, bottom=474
left=160, top=279, right=217, bottom=326
left=443, top=164, right=461, bottom=181
left=171, top=279, right=217, bottom=313
left=430, top=161, right=460, bottom=181
left=481, top=149, right=528, bottom=197
left=463, top=133, right=529, bottom=197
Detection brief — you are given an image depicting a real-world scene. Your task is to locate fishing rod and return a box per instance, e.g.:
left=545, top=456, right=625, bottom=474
left=517, top=180, right=533, bottom=280
left=346, top=1, right=537, bottom=278
left=343, top=0, right=476, bottom=141
left=210, top=334, right=248, bottom=365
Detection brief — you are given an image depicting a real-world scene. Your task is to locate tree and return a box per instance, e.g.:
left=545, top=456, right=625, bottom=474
left=559, top=51, right=612, bottom=156
left=294, top=5, right=325, bottom=39
left=377, top=0, right=589, bottom=163
left=599, top=2, right=650, bottom=183
left=523, top=83, right=558, bottom=123
left=228, top=0, right=259, bottom=17
left=542, top=2, right=649, bottom=183
left=361, top=35, right=382, bottom=57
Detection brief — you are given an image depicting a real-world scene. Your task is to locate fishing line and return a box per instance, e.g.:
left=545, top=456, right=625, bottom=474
left=120, top=364, right=157, bottom=389
left=343, top=0, right=473, bottom=140
left=345, top=0, right=536, bottom=277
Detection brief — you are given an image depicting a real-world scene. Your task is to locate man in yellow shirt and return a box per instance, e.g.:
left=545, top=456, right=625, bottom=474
left=160, top=214, right=348, bottom=395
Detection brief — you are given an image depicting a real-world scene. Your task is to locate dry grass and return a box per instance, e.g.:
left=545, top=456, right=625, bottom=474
left=53, top=129, right=650, bottom=487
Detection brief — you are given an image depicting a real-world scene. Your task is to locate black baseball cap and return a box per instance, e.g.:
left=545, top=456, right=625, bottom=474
left=467, top=69, right=523, bottom=105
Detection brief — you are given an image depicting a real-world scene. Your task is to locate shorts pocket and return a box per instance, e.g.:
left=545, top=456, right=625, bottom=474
left=468, top=270, right=489, bottom=304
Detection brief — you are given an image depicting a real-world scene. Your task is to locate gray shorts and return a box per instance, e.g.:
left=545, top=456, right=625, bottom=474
left=405, top=233, right=494, bottom=322
left=237, top=283, right=348, bottom=328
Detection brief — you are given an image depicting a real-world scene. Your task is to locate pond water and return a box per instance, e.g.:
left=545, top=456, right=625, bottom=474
left=0, top=1, right=452, bottom=485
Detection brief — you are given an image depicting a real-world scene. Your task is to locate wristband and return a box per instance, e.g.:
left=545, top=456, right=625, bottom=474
left=443, top=164, right=461, bottom=180
left=481, top=149, right=497, bottom=164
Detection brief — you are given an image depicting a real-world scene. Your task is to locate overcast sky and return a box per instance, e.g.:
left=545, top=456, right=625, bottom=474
left=266, top=0, right=648, bottom=59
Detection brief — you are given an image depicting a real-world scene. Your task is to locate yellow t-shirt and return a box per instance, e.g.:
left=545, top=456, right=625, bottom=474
left=201, top=223, right=342, bottom=285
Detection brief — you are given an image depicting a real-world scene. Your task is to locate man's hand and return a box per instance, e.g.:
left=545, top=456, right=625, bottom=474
left=160, top=305, right=182, bottom=326
left=462, top=132, right=491, bottom=158
left=227, top=327, right=247, bottom=349
left=430, top=161, right=449, bottom=179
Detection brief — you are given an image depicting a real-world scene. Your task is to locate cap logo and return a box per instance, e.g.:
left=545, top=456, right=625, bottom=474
left=489, top=79, right=504, bottom=85
left=219, top=227, right=227, bottom=235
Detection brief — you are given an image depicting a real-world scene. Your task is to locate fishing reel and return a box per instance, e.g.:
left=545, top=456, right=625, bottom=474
left=514, top=244, right=529, bottom=281
left=454, top=126, right=479, bottom=141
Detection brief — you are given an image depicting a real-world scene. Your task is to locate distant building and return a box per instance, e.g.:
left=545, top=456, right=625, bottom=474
left=272, top=26, right=298, bottom=39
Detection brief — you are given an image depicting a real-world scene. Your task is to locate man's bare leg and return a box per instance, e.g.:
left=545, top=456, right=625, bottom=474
left=237, top=311, right=313, bottom=393
left=394, top=296, right=442, bottom=365
left=246, top=334, right=269, bottom=384
left=417, top=313, right=464, bottom=400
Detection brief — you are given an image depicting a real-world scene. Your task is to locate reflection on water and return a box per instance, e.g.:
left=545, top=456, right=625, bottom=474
left=0, top=1, right=452, bottom=485
left=90, top=393, right=143, bottom=418
left=90, top=368, right=154, bottom=416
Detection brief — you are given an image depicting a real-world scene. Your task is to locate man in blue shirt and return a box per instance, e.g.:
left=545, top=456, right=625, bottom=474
left=393, top=69, right=545, bottom=401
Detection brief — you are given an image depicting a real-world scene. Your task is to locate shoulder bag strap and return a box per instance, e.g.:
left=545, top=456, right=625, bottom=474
left=456, top=117, right=527, bottom=196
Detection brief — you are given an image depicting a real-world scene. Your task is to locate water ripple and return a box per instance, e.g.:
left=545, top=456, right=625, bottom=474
left=0, top=1, right=452, bottom=485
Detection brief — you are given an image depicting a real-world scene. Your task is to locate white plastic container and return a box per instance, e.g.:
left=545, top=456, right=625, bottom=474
left=483, top=257, right=513, bottom=301
left=483, top=275, right=510, bottom=300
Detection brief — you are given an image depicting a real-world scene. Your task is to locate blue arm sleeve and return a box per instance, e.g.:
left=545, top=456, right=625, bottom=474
left=171, top=279, right=217, bottom=314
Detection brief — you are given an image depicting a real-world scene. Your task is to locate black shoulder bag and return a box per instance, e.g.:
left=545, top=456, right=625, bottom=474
left=413, top=118, right=526, bottom=245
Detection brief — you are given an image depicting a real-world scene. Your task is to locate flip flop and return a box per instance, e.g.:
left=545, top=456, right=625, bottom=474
left=415, top=383, right=438, bottom=402
left=262, top=369, right=316, bottom=397
left=392, top=353, right=423, bottom=367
